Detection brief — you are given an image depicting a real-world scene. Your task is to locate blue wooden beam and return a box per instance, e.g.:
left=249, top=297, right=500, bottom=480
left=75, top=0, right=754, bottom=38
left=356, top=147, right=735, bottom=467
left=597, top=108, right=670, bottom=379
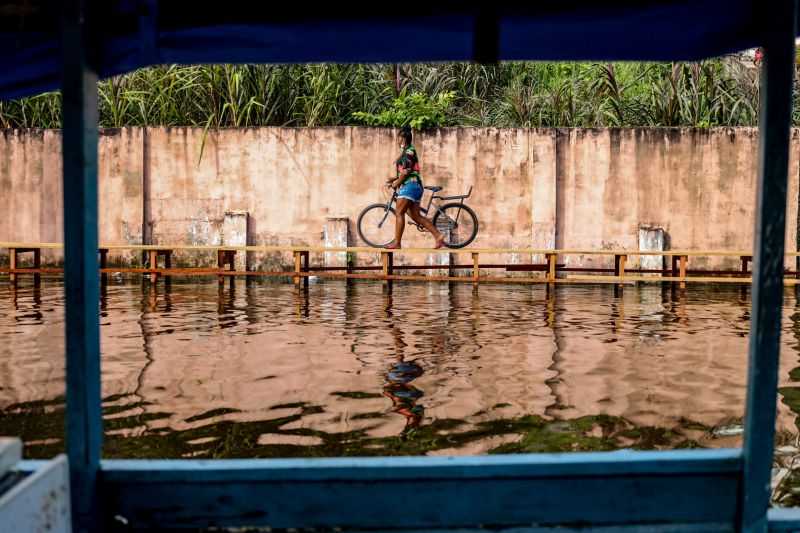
left=61, top=0, right=101, bottom=532
left=101, top=450, right=741, bottom=530
left=741, top=1, right=799, bottom=532
left=767, top=508, right=800, bottom=532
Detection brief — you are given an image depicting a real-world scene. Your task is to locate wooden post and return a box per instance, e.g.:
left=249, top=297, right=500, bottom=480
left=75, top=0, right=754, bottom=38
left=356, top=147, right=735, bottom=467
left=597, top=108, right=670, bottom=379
left=149, top=249, right=158, bottom=284
left=669, top=255, right=679, bottom=291
left=99, top=248, right=107, bottom=286
left=218, top=250, right=226, bottom=286
left=545, top=253, right=557, bottom=291
left=226, top=250, right=236, bottom=288
left=294, top=251, right=303, bottom=287
left=8, top=247, right=15, bottom=284
left=381, top=251, right=393, bottom=287
left=614, top=254, right=627, bottom=289
left=33, top=248, right=41, bottom=286
left=547, top=253, right=557, bottom=280
left=741, top=255, right=752, bottom=299
left=164, top=250, right=172, bottom=285
left=679, top=255, right=687, bottom=291
left=472, top=253, right=480, bottom=287
left=302, top=251, right=309, bottom=287
left=741, top=255, right=751, bottom=277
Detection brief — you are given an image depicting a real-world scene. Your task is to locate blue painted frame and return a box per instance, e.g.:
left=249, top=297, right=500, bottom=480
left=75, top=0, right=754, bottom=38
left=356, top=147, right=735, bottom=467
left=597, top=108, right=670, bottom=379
left=742, top=2, right=800, bottom=531
left=53, top=1, right=800, bottom=532
left=100, top=451, right=742, bottom=530
left=62, top=0, right=102, bottom=531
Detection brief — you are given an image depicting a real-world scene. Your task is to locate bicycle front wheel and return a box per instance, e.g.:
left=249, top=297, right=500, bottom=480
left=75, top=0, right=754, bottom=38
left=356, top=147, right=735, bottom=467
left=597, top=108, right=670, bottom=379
left=357, top=203, right=397, bottom=247
left=431, top=203, right=479, bottom=249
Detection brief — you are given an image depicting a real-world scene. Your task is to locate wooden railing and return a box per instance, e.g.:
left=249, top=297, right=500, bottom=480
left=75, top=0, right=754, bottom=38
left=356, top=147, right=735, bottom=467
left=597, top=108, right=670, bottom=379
left=2, top=242, right=799, bottom=288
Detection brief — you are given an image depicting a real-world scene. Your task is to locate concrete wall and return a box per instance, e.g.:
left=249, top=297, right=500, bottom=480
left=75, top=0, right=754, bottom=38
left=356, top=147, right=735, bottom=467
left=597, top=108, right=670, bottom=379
left=0, top=130, right=63, bottom=265
left=556, top=128, right=800, bottom=270
left=0, top=126, right=797, bottom=271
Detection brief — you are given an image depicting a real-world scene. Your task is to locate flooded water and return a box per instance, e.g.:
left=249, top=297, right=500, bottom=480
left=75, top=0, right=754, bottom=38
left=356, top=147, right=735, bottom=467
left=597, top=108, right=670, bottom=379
left=3, top=278, right=800, bottom=501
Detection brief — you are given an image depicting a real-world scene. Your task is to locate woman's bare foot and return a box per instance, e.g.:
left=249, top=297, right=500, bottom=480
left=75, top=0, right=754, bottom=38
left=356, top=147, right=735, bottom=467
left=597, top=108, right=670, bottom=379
left=433, top=237, right=447, bottom=249
left=385, top=242, right=402, bottom=249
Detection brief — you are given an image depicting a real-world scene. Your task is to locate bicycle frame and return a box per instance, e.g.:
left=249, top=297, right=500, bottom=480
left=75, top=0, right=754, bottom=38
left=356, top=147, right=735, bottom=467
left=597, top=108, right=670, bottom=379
left=378, top=185, right=473, bottom=233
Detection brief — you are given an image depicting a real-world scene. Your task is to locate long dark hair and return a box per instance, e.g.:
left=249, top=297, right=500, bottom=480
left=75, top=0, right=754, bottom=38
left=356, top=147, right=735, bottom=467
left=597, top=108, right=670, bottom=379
left=399, top=125, right=412, bottom=146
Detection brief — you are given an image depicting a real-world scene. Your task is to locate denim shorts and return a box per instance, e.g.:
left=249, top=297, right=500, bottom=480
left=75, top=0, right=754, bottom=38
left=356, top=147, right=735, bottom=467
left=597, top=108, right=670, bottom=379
left=397, top=181, right=424, bottom=203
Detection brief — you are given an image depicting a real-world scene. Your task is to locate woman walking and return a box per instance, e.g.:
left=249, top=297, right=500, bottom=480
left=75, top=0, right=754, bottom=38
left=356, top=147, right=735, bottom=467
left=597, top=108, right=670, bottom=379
left=384, top=126, right=446, bottom=249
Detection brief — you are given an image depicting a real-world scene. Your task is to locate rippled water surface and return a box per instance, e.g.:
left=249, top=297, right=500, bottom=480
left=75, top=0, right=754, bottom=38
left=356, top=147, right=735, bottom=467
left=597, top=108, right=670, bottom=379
left=4, top=278, right=800, bottom=499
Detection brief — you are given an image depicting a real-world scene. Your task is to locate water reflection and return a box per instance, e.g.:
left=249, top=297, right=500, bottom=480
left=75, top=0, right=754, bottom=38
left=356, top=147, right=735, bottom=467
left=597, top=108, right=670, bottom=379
left=4, top=280, right=800, bottom=470
left=381, top=288, right=424, bottom=439
left=294, top=285, right=309, bottom=318
left=544, top=287, right=564, bottom=418
left=775, top=293, right=800, bottom=506
left=9, top=283, right=43, bottom=324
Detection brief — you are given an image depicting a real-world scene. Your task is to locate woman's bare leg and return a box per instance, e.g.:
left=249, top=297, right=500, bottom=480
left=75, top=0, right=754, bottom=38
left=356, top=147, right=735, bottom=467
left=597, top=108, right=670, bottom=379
left=386, top=198, right=411, bottom=248
left=408, top=203, right=445, bottom=246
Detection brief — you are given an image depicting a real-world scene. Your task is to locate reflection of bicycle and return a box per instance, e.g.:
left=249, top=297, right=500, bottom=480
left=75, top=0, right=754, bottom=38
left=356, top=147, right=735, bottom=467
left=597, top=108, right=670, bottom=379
left=357, top=184, right=479, bottom=249
left=384, top=360, right=425, bottom=439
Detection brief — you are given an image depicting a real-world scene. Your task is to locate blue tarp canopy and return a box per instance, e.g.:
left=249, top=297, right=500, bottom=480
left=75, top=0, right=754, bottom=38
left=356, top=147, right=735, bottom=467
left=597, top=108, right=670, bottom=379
left=0, top=0, right=785, bottom=102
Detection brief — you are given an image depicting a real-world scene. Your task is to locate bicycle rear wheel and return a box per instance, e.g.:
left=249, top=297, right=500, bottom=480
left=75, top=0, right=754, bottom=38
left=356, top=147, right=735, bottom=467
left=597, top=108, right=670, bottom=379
left=431, top=203, right=479, bottom=248
left=357, top=203, right=397, bottom=247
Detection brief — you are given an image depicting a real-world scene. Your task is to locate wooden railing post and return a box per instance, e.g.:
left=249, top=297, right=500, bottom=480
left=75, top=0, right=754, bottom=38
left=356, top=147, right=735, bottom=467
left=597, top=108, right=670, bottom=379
left=98, top=248, right=108, bottom=286
left=217, top=250, right=223, bottom=285
left=547, top=253, right=557, bottom=281
left=164, top=250, right=172, bottom=285
left=33, top=248, right=41, bottom=285
left=294, top=251, right=303, bottom=287
left=149, top=249, right=158, bottom=284
left=679, top=255, right=688, bottom=291
left=741, top=255, right=751, bottom=276
left=614, top=254, right=627, bottom=289
left=381, top=251, right=393, bottom=287
left=226, top=250, right=236, bottom=288
left=8, top=248, right=15, bottom=285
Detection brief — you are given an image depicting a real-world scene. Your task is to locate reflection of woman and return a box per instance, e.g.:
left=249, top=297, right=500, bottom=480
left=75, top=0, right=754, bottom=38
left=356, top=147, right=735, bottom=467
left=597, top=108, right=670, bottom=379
left=381, top=288, right=425, bottom=438
left=383, top=358, right=424, bottom=439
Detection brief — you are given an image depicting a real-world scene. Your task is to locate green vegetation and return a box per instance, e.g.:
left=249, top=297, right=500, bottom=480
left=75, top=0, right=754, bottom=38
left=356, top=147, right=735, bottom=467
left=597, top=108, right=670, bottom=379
left=0, top=57, right=784, bottom=129
left=0, top=394, right=733, bottom=461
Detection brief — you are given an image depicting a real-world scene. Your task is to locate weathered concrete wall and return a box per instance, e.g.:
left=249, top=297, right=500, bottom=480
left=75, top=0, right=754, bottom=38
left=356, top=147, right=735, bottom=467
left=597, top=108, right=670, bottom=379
left=0, top=130, right=63, bottom=265
left=557, top=128, right=800, bottom=269
left=0, top=126, right=797, bottom=271
left=98, top=128, right=145, bottom=266
left=0, top=128, right=144, bottom=266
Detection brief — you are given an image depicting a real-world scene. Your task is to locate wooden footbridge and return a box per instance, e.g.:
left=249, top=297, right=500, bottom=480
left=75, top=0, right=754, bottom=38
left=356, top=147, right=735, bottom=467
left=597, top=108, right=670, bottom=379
left=3, top=242, right=798, bottom=289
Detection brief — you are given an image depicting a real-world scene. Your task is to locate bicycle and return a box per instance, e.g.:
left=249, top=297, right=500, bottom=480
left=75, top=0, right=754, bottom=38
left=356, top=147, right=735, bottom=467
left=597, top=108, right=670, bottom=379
left=357, top=183, right=479, bottom=248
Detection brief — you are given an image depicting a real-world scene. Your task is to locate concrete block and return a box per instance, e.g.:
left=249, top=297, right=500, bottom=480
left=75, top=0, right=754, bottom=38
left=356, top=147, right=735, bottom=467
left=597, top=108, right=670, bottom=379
left=639, top=226, right=666, bottom=273
left=223, top=211, right=249, bottom=271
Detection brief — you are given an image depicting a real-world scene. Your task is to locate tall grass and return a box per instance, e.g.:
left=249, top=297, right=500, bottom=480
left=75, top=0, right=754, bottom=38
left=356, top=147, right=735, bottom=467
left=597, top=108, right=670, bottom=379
left=0, top=56, right=782, bottom=129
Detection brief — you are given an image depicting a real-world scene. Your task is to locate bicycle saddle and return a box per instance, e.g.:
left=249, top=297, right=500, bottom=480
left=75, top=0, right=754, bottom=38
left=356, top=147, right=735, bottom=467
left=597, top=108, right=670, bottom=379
left=425, top=186, right=443, bottom=192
